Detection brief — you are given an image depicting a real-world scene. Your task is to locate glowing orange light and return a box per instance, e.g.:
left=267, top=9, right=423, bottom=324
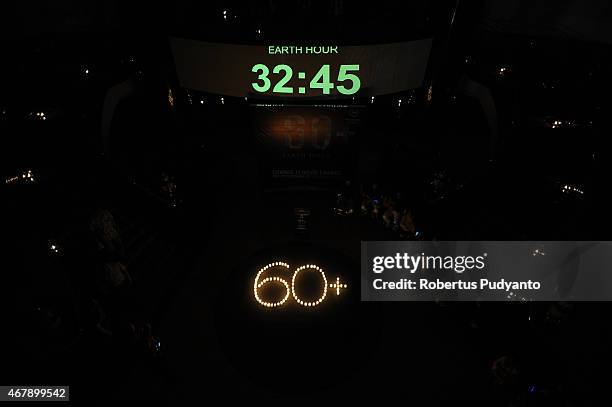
left=254, top=262, right=291, bottom=307
left=291, top=264, right=327, bottom=307
left=167, top=88, right=175, bottom=108
left=254, top=261, right=347, bottom=308
left=329, top=276, right=348, bottom=296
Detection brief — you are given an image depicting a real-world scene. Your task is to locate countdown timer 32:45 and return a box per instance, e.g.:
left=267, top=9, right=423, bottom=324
left=251, top=64, right=361, bottom=96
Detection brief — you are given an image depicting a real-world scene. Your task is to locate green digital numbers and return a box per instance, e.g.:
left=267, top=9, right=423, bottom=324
left=250, top=64, right=360, bottom=96
left=251, top=63, right=271, bottom=92
left=310, top=65, right=334, bottom=95
left=336, top=64, right=361, bottom=95
left=272, top=64, right=293, bottom=93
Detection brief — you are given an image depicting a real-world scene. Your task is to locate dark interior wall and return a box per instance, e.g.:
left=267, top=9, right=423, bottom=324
left=6, top=0, right=120, bottom=33
left=3, top=1, right=612, bottom=43
left=481, top=0, right=612, bottom=42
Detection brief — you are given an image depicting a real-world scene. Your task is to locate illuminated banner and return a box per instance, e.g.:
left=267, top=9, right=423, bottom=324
left=169, top=38, right=432, bottom=98
left=361, top=241, right=612, bottom=301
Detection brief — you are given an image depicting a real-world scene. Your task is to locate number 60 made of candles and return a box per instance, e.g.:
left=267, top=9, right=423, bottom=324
left=254, top=262, right=348, bottom=308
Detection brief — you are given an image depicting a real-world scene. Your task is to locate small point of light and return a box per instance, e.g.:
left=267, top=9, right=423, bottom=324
left=497, top=66, right=510, bottom=77
left=167, top=88, right=174, bottom=108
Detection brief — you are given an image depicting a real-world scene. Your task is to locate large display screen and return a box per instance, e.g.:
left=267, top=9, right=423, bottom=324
left=170, top=38, right=432, bottom=99
left=251, top=104, right=362, bottom=184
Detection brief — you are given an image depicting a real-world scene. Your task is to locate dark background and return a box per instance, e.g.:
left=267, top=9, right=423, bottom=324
left=2, top=1, right=612, bottom=406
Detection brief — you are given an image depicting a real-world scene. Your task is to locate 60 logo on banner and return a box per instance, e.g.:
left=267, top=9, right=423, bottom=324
left=254, top=262, right=347, bottom=308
